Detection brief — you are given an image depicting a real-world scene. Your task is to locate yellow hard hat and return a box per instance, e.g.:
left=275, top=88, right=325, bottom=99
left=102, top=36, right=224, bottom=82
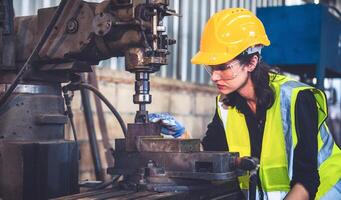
left=191, top=8, right=270, bottom=66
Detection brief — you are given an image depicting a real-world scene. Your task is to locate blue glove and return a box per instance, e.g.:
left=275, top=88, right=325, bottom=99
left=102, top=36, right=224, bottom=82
left=149, top=113, right=185, bottom=138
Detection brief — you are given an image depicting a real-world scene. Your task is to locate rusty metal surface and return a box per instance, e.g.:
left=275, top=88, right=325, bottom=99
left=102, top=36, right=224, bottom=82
left=0, top=82, right=79, bottom=199
left=38, top=61, right=93, bottom=72
left=125, top=48, right=166, bottom=72
left=0, top=85, right=66, bottom=140
left=138, top=138, right=200, bottom=153
left=34, top=114, right=68, bottom=125
left=109, top=150, right=239, bottom=184
left=1, top=35, right=15, bottom=68
left=13, top=16, right=38, bottom=63
left=112, top=124, right=240, bottom=195
left=11, top=0, right=171, bottom=72
left=92, top=12, right=113, bottom=36
left=38, top=0, right=94, bottom=60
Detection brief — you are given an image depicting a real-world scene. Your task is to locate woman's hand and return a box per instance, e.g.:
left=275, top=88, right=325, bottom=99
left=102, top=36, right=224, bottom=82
left=149, top=113, right=186, bottom=138
left=284, top=183, right=309, bottom=200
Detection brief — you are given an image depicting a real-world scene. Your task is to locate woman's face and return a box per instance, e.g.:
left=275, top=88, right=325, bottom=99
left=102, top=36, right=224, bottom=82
left=209, top=59, right=251, bottom=95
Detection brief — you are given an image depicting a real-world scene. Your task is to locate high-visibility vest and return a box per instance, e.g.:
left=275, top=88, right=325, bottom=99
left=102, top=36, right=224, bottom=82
left=216, top=74, right=341, bottom=199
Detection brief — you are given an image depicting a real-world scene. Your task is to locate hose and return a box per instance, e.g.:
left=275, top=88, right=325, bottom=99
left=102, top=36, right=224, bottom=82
left=72, top=83, right=127, bottom=137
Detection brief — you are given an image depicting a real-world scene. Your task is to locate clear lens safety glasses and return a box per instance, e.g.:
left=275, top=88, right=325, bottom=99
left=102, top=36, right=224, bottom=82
left=204, top=60, right=242, bottom=80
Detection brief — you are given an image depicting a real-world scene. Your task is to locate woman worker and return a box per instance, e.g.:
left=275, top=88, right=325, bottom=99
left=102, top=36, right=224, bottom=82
left=150, top=8, right=341, bottom=200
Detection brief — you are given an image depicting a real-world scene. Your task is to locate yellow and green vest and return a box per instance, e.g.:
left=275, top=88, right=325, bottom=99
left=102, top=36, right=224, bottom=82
left=216, top=74, right=341, bottom=199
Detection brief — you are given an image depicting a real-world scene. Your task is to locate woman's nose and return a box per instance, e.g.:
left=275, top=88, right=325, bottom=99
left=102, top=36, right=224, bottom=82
left=211, top=71, right=220, bottom=81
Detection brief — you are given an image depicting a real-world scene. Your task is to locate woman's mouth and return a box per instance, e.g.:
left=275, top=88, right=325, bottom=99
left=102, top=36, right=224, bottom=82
left=216, top=84, right=225, bottom=90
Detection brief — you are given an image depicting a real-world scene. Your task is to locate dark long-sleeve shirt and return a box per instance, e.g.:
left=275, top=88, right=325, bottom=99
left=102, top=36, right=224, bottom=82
left=202, top=90, right=319, bottom=199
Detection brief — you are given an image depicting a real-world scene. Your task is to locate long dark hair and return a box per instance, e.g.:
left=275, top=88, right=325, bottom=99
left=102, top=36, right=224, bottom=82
left=222, top=52, right=276, bottom=111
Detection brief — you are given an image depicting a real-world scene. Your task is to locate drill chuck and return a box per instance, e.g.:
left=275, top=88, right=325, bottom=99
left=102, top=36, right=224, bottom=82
left=133, top=72, right=151, bottom=105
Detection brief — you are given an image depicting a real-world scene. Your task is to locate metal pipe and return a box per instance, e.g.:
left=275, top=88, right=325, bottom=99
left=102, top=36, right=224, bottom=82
left=80, top=75, right=104, bottom=181
left=88, top=72, right=114, bottom=167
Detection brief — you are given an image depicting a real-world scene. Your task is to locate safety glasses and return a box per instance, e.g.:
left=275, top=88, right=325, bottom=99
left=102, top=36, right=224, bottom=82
left=204, top=60, right=242, bottom=80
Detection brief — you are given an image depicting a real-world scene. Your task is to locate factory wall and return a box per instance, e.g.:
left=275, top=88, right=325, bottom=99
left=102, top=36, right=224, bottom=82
left=65, top=68, right=218, bottom=180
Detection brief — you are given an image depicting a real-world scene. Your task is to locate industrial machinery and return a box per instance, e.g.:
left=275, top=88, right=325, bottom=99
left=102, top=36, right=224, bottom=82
left=0, top=0, right=258, bottom=199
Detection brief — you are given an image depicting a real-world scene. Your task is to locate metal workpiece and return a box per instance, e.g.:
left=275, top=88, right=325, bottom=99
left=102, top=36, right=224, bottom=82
left=124, top=123, right=162, bottom=151
left=137, top=138, right=201, bottom=153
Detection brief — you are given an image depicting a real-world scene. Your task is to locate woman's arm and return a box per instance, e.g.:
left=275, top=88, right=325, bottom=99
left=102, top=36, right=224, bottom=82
left=202, top=109, right=228, bottom=151
left=286, top=90, right=320, bottom=200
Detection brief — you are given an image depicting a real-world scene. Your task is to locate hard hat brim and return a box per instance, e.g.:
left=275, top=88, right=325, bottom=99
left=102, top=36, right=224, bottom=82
left=191, top=51, right=235, bottom=66
left=191, top=39, right=270, bottom=66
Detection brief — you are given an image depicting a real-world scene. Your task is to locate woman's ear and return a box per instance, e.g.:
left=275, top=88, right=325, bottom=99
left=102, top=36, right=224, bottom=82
left=246, top=55, right=259, bottom=72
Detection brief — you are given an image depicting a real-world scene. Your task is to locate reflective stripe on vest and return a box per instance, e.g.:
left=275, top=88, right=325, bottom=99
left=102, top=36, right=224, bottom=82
left=318, top=124, right=334, bottom=167
left=320, top=179, right=341, bottom=199
left=264, top=191, right=287, bottom=200
left=280, top=80, right=341, bottom=199
left=242, top=189, right=288, bottom=200
left=216, top=74, right=341, bottom=199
